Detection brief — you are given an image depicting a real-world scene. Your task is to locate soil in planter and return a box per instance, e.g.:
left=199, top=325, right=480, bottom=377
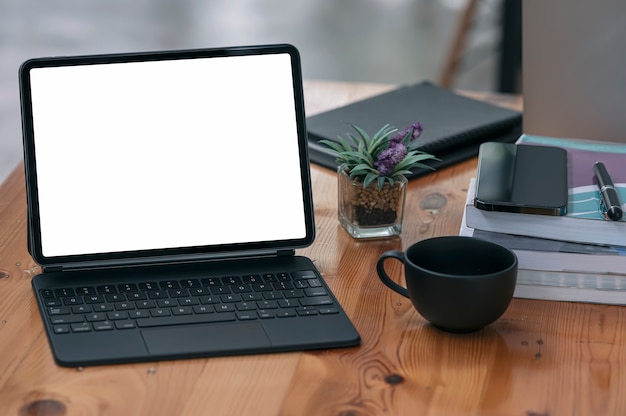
left=354, top=206, right=397, bottom=226
left=352, top=185, right=401, bottom=226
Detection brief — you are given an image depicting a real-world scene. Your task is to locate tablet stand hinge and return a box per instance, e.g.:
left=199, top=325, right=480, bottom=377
left=277, top=249, right=295, bottom=257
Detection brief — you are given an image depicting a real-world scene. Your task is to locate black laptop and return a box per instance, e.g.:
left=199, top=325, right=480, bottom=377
left=19, top=44, right=360, bottom=367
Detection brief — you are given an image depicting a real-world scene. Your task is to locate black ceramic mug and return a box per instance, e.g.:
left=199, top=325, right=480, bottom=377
left=377, top=236, right=518, bottom=332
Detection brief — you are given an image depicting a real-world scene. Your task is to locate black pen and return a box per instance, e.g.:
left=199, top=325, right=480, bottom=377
left=593, top=162, right=623, bottom=221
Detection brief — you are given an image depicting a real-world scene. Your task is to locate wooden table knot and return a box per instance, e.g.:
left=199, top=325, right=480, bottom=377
left=384, top=373, right=405, bottom=385
left=336, top=411, right=361, bottom=416
left=419, top=192, right=447, bottom=214
left=19, top=399, right=67, bottom=416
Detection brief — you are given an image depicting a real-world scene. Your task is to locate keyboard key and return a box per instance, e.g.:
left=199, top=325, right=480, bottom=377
left=273, top=281, right=294, bottom=291
left=231, top=284, right=252, bottom=293
left=319, top=308, right=339, bottom=315
left=136, top=300, right=156, bottom=309
left=157, top=299, right=176, bottom=308
left=293, top=280, right=309, bottom=289
left=114, top=302, right=135, bottom=311
left=222, top=276, right=241, bottom=285
left=127, top=292, right=147, bottom=301
left=115, top=320, right=136, bottom=330
left=193, top=305, right=214, bottom=314
left=136, top=312, right=236, bottom=328
left=76, top=287, right=96, bottom=296
left=278, top=299, right=298, bottom=308
left=107, top=311, right=129, bottom=320
left=221, top=294, right=241, bottom=303
left=199, top=296, right=219, bottom=305
left=252, top=283, right=272, bottom=292
left=296, top=307, right=319, bottom=316
left=211, top=286, right=231, bottom=295
left=276, top=309, right=296, bottom=318
left=93, top=321, right=113, bottom=331
left=283, top=289, right=304, bottom=298
left=262, top=273, right=277, bottom=282
left=147, top=290, right=168, bottom=299
left=215, top=304, right=235, bottom=312
left=305, top=287, right=328, bottom=297
left=97, top=285, right=118, bottom=294
left=180, top=279, right=201, bottom=288
left=160, top=280, right=180, bottom=290
left=128, top=310, right=150, bottom=319
left=43, top=298, right=62, bottom=307
left=242, top=274, right=262, bottom=284
left=171, top=307, right=193, bottom=316
left=276, top=272, right=291, bottom=281
left=257, top=300, right=278, bottom=309
left=138, top=282, right=158, bottom=291
left=40, top=289, right=55, bottom=298
left=105, top=293, right=125, bottom=302
left=48, top=306, right=70, bottom=315
left=94, top=321, right=115, bottom=331
left=50, top=315, right=84, bottom=325
left=84, top=295, right=105, bottom=304
left=85, top=313, right=107, bottom=322
left=236, top=312, right=257, bottom=320
left=150, top=308, right=171, bottom=317
left=241, top=292, right=263, bottom=301
left=300, top=296, right=333, bottom=307
left=178, top=297, right=199, bottom=306
left=291, top=270, right=318, bottom=280
left=71, top=323, right=91, bottom=333
left=72, top=305, right=91, bottom=314
left=62, top=297, right=83, bottom=306
left=257, top=310, right=274, bottom=319
left=55, top=288, right=75, bottom=297
left=308, top=279, right=323, bottom=288
left=235, top=302, right=256, bottom=311
left=201, top=277, right=222, bottom=287
left=118, top=283, right=138, bottom=293
left=168, top=288, right=190, bottom=298
left=53, top=324, right=70, bottom=334
left=263, top=291, right=283, bottom=300
left=189, top=287, right=208, bottom=296
left=93, top=303, right=113, bottom=312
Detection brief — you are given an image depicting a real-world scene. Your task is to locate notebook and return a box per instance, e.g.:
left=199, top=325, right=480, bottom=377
left=306, top=82, right=522, bottom=178
left=19, top=44, right=360, bottom=367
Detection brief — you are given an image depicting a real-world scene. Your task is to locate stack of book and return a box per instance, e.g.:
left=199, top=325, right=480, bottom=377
left=461, top=134, right=626, bottom=305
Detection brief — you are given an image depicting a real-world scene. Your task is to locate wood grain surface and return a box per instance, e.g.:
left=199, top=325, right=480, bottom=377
left=0, top=80, right=624, bottom=416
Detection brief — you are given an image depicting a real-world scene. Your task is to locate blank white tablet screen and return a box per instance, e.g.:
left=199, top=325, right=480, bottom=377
left=28, top=53, right=306, bottom=257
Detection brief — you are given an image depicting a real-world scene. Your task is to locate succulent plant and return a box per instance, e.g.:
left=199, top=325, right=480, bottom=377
left=320, top=123, right=438, bottom=189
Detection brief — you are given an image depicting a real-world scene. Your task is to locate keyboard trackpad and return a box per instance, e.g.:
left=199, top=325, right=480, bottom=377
left=142, top=323, right=272, bottom=356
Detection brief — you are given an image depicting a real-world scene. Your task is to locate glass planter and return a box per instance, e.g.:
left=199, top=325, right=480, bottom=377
left=338, top=169, right=407, bottom=239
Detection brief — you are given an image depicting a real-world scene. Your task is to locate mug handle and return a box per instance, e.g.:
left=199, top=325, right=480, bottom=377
left=376, top=250, right=409, bottom=298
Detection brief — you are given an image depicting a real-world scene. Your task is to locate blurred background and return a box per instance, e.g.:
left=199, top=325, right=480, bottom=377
left=0, top=0, right=512, bottom=184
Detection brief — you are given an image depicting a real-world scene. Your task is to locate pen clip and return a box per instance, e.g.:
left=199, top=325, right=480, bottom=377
left=598, top=197, right=610, bottom=221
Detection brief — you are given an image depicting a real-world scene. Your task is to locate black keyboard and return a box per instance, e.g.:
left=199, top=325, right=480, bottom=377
left=39, top=270, right=339, bottom=335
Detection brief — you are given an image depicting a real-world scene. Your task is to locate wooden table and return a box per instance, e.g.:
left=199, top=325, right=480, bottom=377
left=0, top=80, right=624, bottom=416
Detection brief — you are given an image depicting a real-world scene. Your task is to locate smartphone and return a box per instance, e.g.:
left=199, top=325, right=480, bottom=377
left=474, top=142, right=568, bottom=216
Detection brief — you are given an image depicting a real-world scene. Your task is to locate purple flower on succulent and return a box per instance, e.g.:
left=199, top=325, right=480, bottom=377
left=375, top=142, right=408, bottom=176
left=390, top=122, right=424, bottom=144
left=376, top=123, right=424, bottom=176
